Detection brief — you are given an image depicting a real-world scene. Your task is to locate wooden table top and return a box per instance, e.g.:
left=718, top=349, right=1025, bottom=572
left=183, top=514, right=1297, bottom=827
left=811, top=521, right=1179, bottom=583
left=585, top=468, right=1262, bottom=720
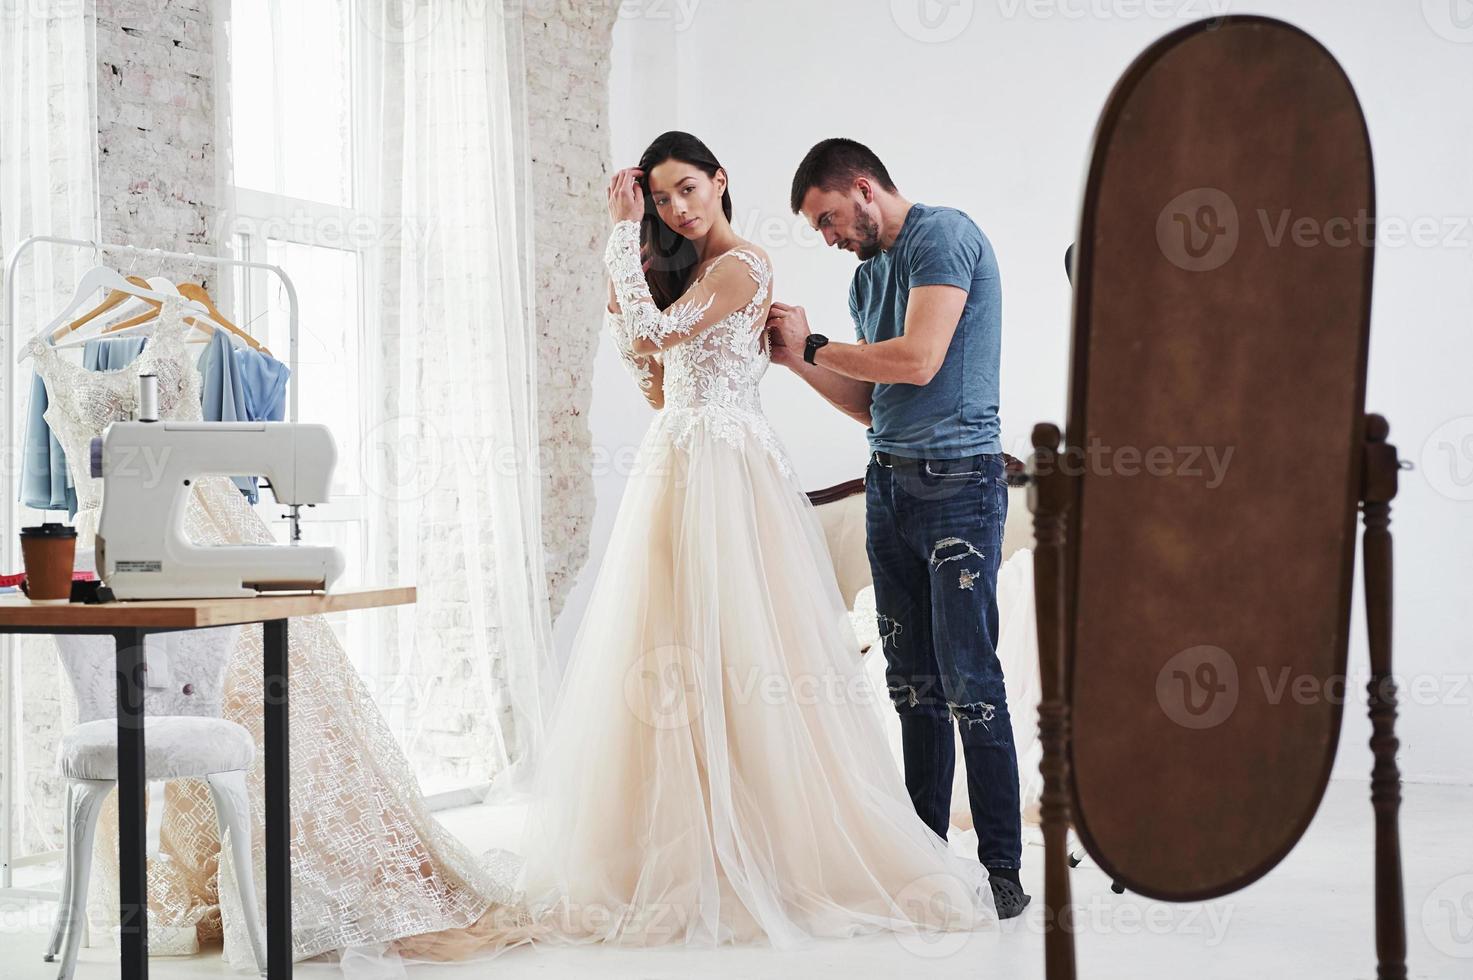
left=0, top=586, right=415, bottom=629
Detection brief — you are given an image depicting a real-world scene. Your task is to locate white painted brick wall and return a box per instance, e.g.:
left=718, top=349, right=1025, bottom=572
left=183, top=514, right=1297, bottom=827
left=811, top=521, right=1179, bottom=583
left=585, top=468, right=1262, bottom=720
left=523, top=0, right=620, bottom=623
left=96, top=0, right=217, bottom=281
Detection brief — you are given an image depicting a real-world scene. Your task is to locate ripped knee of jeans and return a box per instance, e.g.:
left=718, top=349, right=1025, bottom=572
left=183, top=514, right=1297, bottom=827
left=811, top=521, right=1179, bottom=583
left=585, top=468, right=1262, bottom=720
left=929, top=537, right=987, bottom=591
left=876, top=613, right=903, bottom=650
left=887, top=682, right=920, bottom=709
left=948, top=698, right=998, bottom=731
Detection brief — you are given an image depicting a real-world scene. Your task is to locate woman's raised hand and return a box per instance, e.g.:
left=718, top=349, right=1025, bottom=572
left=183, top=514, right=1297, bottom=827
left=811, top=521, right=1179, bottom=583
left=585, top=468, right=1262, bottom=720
left=607, top=167, right=645, bottom=224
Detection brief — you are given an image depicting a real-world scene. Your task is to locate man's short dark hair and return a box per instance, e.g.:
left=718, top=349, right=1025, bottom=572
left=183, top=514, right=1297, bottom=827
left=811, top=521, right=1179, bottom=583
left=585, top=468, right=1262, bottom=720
left=789, top=138, right=898, bottom=214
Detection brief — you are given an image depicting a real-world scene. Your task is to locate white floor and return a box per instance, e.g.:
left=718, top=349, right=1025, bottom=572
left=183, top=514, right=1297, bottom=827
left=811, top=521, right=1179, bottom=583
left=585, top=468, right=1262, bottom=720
left=4, top=778, right=1469, bottom=979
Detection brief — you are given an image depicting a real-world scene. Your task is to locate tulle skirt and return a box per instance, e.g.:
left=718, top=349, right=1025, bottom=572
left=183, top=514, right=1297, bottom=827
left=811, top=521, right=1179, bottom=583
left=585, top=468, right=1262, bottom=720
left=389, top=409, right=998, bottom=962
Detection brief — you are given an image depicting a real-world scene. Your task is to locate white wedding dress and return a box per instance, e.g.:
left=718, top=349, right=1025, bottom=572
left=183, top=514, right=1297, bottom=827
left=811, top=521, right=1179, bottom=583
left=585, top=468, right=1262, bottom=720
left=386, top=221, right=997, bottom=963
left=26, top=301, right=519, bottom=966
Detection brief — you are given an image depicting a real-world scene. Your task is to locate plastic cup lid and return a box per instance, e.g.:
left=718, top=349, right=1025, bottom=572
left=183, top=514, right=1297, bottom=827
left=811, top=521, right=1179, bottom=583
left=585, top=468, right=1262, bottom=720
left=20, top=523, right=77, bottom=538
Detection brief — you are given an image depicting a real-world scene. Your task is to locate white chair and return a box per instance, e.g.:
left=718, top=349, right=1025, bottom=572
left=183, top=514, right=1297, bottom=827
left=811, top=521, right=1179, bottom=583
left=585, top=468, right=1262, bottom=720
left=44, top=626, right=268, bottom=979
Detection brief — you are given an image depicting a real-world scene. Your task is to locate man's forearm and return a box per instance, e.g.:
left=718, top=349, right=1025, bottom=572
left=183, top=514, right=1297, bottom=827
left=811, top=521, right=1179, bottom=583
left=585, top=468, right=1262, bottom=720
left=811, top=336, right=935, bottom=386
left=789, top=356, right=873, bottom=426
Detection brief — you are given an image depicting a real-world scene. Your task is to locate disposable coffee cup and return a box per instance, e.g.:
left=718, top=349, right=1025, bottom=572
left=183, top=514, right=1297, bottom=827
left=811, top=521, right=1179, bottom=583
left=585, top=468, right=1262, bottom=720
left=19, top=523, right=78, bottom=604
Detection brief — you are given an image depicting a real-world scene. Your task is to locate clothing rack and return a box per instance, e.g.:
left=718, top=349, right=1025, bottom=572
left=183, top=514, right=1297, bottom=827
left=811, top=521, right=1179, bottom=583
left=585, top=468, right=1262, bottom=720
left=0, top=235, right=300, bottom=898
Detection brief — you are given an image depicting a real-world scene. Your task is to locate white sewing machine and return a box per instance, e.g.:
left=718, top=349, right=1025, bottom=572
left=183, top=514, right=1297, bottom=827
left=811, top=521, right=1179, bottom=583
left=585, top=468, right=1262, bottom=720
left=93, top=421, right=346, bottom=600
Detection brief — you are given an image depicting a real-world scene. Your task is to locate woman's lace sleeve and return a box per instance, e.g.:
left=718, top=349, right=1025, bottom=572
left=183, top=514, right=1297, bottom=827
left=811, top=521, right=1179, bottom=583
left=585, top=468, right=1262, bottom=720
left=605, top=305, right=656, bottom=395
left=602, top=219, right=761, bottom=353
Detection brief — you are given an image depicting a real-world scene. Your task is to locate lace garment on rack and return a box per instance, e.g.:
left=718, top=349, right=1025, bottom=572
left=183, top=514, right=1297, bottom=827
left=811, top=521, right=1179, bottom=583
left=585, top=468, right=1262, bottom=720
left=27, top=297, right=521, bottom=964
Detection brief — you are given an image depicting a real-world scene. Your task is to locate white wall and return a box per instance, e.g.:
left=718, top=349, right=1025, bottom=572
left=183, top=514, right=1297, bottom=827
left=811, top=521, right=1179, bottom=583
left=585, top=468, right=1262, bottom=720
left=565, top=0, right=1473, bottom=785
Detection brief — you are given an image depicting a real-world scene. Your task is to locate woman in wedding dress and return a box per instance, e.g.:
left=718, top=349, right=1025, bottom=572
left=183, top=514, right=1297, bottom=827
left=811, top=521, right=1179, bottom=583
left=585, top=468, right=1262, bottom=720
left=386, top=131, right=998, bottom=964
left=26, top=305, right=522, bottom=968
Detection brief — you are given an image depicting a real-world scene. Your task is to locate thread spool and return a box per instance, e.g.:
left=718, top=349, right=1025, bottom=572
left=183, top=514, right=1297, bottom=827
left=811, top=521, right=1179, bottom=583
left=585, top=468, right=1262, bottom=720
left=138, top=373, right=158, bottom=422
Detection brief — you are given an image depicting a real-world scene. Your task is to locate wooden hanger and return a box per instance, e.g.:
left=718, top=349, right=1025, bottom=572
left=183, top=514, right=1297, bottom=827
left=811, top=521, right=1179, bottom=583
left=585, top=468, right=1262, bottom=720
left=179, top=283, right=271, bottom=356
left=50, top=275, right=158, bottom=343
left=102, top=282, right=271, bottom=355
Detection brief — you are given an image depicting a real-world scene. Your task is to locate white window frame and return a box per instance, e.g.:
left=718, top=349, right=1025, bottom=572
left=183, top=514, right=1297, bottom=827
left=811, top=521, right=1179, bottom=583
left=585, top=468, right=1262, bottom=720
left=218, top=2, right=377, bottom=559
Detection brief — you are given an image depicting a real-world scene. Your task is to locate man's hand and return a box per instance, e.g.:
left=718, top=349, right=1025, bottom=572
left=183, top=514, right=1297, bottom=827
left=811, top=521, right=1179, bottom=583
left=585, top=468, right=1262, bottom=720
left=766, top=302, right=810, bottom=368
left=767, top=332, right=799, bottom=368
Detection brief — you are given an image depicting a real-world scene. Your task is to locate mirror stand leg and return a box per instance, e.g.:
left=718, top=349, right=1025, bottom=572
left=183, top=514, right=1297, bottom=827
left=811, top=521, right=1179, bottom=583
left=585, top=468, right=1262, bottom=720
left=1361, top=413, right=1406, bottom=980
left=1030, top=422, right=1076, bottom=980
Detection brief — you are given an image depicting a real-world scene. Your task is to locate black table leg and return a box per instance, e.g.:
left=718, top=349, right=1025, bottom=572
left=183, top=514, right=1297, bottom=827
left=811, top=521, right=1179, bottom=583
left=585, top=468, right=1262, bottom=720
left=263, top=618, right=291, bottom=977
left=114, top=627, right=149, bottom=980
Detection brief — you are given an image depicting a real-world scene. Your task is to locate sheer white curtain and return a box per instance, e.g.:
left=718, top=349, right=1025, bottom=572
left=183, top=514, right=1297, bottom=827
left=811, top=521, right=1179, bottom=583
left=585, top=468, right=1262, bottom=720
left=357, top=0, right=557, bottom=798
left=1, top=2, right=99, bottom=338
left=0, top=0, right=98, bottom=872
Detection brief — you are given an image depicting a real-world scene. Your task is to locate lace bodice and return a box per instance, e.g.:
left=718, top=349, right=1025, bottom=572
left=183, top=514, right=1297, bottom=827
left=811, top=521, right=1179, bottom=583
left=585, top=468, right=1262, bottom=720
left=603, top=220, right=795, bottom=478
left=26, top=297, right=203, bottom=528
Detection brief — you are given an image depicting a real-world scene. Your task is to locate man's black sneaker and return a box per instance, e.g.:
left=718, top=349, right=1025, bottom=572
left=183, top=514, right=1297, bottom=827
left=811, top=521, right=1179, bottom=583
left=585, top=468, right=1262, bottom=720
left=990, top=877, right=1032, bottom=919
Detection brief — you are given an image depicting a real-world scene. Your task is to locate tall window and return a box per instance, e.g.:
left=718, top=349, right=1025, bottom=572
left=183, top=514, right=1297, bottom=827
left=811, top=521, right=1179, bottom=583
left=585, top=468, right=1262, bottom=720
left=223, top=1, right=375, bottom=653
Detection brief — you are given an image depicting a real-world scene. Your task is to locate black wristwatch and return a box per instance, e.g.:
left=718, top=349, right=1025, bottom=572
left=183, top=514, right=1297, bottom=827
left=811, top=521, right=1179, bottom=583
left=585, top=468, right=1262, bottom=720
left=803, top=333, right=830, bottom=365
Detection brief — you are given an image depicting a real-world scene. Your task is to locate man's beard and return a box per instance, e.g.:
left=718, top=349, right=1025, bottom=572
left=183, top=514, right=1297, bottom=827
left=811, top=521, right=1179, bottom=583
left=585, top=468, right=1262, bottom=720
left=852, top=203, right=882, bottom=260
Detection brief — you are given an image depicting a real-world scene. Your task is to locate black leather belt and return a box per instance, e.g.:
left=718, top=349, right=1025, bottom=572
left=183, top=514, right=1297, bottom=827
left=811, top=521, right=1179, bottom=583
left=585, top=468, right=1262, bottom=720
left=871, top=450, right=923, bottom=468
left=870, top=449, right=1027, bottom=486
left=871, top=449, right=976, bottom=468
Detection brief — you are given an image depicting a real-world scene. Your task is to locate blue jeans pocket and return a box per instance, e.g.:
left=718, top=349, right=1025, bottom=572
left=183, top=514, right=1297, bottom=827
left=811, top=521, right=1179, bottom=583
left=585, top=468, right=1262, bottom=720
left=922, top=459, right=985, bottom=481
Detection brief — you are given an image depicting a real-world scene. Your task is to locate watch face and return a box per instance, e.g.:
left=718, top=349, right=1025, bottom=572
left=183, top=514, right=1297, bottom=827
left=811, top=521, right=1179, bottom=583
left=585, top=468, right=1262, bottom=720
left=804, top=334, right=828, bottom=364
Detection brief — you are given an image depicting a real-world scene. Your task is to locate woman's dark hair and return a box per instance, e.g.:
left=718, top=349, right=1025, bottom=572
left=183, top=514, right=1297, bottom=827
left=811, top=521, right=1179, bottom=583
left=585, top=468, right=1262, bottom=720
left=636, top=131, right=733, bottom=308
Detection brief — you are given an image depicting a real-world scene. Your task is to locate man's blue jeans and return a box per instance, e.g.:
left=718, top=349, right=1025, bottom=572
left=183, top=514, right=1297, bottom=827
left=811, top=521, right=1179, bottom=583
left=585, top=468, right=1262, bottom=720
left=864, top=449, right=1022, bottom=873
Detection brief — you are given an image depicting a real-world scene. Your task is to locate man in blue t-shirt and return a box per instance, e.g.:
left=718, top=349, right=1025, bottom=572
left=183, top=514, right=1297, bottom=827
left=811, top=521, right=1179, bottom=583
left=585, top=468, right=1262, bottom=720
left=769, top=138, right=1027, bottom=918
